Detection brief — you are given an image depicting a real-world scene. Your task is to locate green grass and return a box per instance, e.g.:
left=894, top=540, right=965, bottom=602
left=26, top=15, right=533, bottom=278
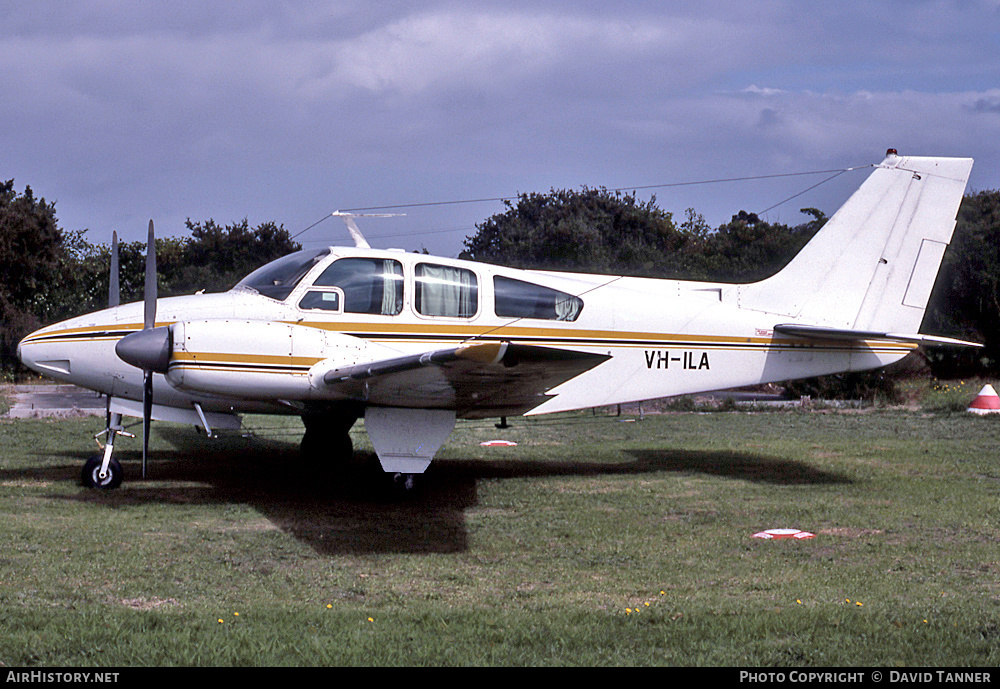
left=1, top=404, right=1000, bottom=666
left=896, top=376, right=994, bottom=412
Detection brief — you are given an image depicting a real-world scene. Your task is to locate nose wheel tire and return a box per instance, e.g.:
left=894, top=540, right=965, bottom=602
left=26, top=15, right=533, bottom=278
left=82, top=455, right=124, bottom=490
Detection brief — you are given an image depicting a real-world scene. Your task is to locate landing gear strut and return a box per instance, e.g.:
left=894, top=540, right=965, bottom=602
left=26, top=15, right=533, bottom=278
left=82, top=411, right=130, bottom=489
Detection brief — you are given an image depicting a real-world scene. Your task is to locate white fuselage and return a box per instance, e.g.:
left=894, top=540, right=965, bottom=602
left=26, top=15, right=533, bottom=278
left=18, top=246, right=911, bottom=419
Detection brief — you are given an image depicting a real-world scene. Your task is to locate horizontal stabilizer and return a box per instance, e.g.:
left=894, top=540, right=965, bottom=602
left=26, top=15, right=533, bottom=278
left=773, top=323, right=981, bottom=348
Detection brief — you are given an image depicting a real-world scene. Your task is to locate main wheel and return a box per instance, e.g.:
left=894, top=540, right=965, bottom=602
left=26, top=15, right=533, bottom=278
left=391, top=472, right=419, bottom=494
left=82, top=455, right=124, bottom=489
left=300, top=428, right=354, bottom=464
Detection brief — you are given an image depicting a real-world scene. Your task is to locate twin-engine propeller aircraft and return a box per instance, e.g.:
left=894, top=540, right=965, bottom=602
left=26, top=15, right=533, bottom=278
left=18, top=151, right=978, bottom=490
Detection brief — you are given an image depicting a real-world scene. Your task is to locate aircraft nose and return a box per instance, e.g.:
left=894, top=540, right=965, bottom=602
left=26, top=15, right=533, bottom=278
left=17, top=328, right=72, bottom=376
left=18, top=329, right=39, bottom=368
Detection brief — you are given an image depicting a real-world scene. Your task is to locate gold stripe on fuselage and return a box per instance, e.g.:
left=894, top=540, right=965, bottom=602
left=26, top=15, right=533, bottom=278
left=21, top=320, right=918, bottom=356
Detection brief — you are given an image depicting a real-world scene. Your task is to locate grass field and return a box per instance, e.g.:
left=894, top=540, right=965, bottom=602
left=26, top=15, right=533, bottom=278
left=1, top=385, right=999, bottom=666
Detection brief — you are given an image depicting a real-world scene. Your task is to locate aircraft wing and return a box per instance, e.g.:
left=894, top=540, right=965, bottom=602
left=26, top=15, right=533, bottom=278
left=773, top=324, right=981, bottom=347
left=321, top=342, right=611, bottom=417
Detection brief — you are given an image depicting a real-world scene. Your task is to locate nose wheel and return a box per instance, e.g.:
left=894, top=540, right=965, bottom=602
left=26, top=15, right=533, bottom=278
left=82, top=455, right=124, bottom=489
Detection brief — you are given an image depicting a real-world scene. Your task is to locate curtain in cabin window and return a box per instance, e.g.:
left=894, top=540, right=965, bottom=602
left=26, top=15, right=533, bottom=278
left=380, top=260, right=404, bottom=316
left=314, top=258, right=403, bottom=315
left=554, top=294, right=582, bottom=321
left=416, top=264, right=478, bottom=318
left=493, top=276, right=583, bottom=321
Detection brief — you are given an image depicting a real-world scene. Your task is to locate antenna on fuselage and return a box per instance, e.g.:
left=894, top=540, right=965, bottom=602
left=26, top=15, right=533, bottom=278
left=331, top=211, right=405, bottom=249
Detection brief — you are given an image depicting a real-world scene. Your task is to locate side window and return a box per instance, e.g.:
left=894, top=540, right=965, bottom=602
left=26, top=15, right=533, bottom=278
left=300, top=258, right=403, bottom=315
left=415, top=263, right=479, bottom=318
left=298, top=288, right=343, bottom=312
left=494, top=276, right=584, bottom=321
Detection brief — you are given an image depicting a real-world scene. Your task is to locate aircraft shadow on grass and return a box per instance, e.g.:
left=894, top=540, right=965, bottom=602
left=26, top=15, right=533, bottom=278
left=21, top=427, right=849, bottom=556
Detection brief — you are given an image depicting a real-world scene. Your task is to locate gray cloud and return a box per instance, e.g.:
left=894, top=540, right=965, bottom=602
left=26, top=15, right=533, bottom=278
left=2, top=1, right=998, bottom=256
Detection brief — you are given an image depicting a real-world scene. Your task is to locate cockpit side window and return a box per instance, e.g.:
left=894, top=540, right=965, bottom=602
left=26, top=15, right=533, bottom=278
left=306, top=257, right=404, bottom=315
left=236, top=248, right=331, bottom=301
left=494, top=276, right=584, bottom=321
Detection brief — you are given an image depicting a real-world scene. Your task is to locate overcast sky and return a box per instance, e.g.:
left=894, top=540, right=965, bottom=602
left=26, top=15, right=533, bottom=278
left=3, top=1, right=999, bottom=258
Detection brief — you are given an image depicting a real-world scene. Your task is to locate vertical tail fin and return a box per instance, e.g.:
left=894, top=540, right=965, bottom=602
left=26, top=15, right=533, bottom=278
left=738, top=151, right=974, bottom=333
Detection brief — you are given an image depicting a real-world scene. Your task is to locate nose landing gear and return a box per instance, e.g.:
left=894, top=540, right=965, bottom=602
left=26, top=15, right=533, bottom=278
left=82, top=411, right=131, bottom=489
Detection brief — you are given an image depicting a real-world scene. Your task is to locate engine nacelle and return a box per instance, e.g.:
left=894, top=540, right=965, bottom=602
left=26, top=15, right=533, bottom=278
left=165, top=319, right=376, bottom=400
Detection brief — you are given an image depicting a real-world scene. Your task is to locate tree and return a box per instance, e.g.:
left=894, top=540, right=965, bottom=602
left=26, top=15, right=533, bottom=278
left=462, top=187, right=697, bottom=278
left=692, top=208, right=825, bottom=283
left=0, top=181, right=65, bottom=368
left=464, top=187, right=828, bottom=284
left=923, top=189, right=1000, bottom=375
left=59, top=218, right=302, bottom=313
left=171, top=219, right=300, bottom=295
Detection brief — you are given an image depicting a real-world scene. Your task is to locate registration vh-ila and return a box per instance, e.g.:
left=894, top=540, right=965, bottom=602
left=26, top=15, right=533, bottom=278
left=17, top=150, right=978, bottom=490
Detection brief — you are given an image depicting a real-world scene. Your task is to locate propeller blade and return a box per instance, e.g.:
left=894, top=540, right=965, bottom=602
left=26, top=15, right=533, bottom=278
left=142, top=371, right=152, bottom=479
left=143, top=220, right=156, bottom=330
left=141, top=220, right=156, bottom=479
left=109, top=231, right=120, bottom=308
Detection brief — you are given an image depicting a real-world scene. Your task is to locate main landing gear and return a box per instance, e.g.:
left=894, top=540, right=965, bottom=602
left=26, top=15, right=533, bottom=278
left=299, top=408, right=429, bottom=495
left=300, top=412, right=357, bottom=466
left=391, top=472, right=419, bottom=493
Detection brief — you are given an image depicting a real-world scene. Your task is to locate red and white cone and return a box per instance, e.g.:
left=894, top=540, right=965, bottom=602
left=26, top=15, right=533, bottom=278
left=967, top=384, right=1000, bottom=415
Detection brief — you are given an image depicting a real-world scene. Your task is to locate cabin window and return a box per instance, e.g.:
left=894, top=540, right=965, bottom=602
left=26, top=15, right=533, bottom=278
left=414, top=263, right=478, bottom=318
left=237, top=248, right=330, bottom=301
left=307, top=257, right=404, bottom=315
left=493, top=276, right=584, bottom=321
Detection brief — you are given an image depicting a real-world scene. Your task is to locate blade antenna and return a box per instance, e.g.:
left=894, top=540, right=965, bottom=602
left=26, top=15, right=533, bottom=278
left=331, top=211, right=405, bottom=248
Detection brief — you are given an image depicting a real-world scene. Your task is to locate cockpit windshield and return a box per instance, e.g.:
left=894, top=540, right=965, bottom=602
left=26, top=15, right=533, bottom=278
left=235, top=248, right=331, bottom=301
